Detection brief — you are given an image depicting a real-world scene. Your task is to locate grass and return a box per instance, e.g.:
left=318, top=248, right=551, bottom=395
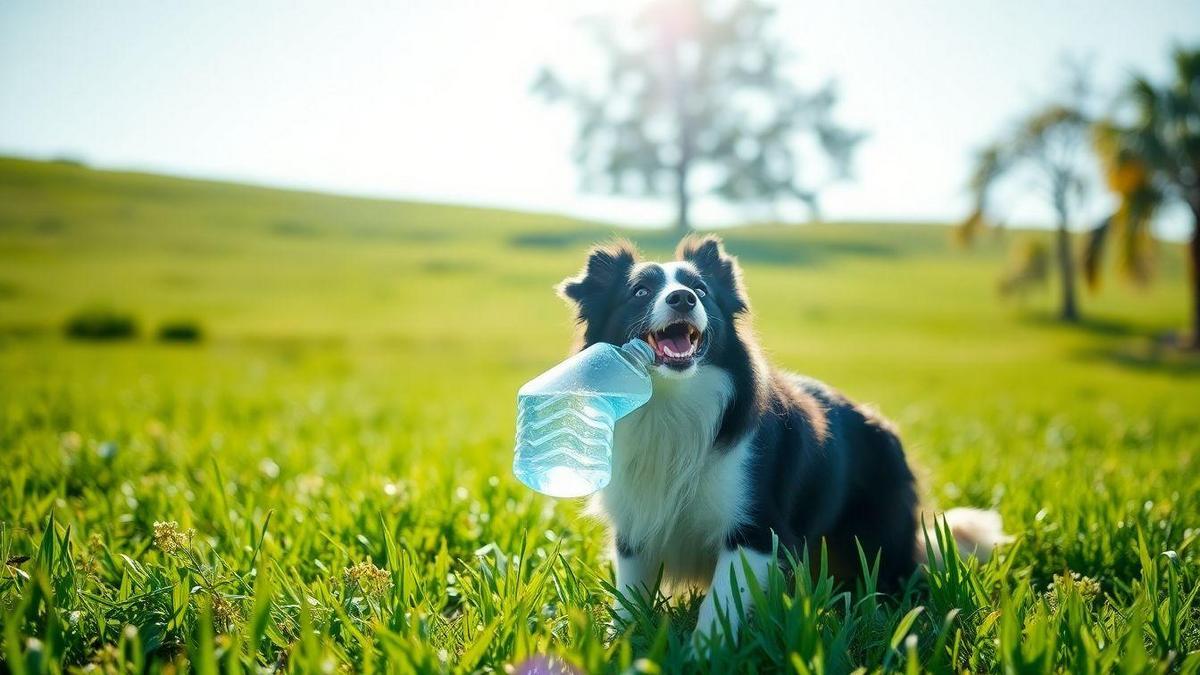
left=0, top=156, right=1198, bottom=673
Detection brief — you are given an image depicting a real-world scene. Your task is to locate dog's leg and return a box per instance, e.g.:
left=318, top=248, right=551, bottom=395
left=693, top=545, right=773, bottom=647
left=612, top=541, right=660, bottom=624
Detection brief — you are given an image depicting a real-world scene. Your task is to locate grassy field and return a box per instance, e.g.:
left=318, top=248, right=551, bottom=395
left=1, top=156, right=1198, bottom=673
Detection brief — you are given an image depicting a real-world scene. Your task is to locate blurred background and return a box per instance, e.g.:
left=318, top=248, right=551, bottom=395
left=3, top=1, right=1199, bottom=231
left=3, top=1, right=1200, bottom=338
left=2, top=2, right=1200, bottom=670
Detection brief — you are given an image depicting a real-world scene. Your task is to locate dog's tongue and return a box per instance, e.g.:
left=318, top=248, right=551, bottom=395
left=660, top=334, right=690, bottom=354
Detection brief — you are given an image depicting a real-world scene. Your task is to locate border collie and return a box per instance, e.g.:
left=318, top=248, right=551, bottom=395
left=555, top=235, right=1008, bottom=645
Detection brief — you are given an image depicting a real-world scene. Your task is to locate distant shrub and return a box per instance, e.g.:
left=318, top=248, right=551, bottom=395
left=998, top=239, right=1050, bottom=297
left=35, top=216, right=68, bottom=235
left=51, top=156, right=87, bottom=167
left=64, top=307, right=139, bottom=341
left=271, top=220, right=320, bottom=237
left=157, top=319, right=204, bottom=343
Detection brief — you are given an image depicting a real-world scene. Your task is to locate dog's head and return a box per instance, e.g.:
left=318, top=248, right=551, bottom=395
left=557, top=235, right=749, bottom=379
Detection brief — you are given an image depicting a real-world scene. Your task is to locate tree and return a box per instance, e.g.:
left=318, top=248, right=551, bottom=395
left=1087, top=47, right=1200, bottom=348
left=533, top=0, right=862, bottom=232
left=961, top=75, right=1096, bottom=322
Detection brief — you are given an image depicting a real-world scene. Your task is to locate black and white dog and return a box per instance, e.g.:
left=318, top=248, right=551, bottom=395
left=556, top=235, right=1007, bottom=643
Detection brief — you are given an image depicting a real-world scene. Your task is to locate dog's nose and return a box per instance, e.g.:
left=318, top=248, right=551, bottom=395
left=665, top=289, right=697, bottom=311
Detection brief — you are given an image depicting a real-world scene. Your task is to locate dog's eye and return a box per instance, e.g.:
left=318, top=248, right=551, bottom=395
left=633, top=287, right=649, bottom=298
left=694, top=286, right=707, bottom=298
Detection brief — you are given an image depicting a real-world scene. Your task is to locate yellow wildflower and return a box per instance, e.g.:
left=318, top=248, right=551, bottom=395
left=344, top=560, right=391, bottom=599
left=152, top=521, right=194, bottom=555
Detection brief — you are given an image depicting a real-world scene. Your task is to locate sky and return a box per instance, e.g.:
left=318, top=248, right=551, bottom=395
left=2, top=1, right=1199, bottom=235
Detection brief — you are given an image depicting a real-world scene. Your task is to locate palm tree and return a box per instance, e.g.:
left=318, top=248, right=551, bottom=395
left=962, top=103, right=1094, bottom=322
left=1087, top=47, right=1200, bottom=348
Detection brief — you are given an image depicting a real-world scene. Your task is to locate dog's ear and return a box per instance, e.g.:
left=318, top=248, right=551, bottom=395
left=557, top=240, right=638, bottom=321
left=676, top=235, right=748, bottom=315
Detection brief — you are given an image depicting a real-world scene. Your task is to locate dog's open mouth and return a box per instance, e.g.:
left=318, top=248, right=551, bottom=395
left=644, top=321, right=703, bottom=368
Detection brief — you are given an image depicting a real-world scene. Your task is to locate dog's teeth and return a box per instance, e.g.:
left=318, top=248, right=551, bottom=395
left=660, top=342, right=696, bottom=359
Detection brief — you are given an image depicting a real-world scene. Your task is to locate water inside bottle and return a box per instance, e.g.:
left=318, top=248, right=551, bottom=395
left=513, top=390, right=646, bottom=497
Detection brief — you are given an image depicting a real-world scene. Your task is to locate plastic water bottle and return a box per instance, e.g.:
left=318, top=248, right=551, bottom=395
left=513, top=339, right=655, bottom=498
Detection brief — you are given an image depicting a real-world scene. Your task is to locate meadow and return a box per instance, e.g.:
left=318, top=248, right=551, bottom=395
left=1, top=156, right=1198, bottom=673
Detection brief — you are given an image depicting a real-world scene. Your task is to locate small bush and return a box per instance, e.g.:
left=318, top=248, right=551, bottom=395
left=63, top=307, right=139, bottom=341
left=998, top=238, right=1050, bottom=297
left=35, top=216, right=68, bottom=235
left=157, top=320, right=204, bottom=343
left=51, top=155, right=86, bottom=167
left=271, top=219, right=320, bottom=237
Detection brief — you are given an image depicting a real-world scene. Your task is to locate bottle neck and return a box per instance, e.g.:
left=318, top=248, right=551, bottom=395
left=619, top=339, right=656, bottom=369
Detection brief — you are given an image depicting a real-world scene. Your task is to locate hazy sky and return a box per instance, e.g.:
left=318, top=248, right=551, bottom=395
left=2, top=1, right=1198, bottom=233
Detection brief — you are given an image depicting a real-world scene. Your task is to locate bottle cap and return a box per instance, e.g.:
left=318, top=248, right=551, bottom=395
left=620, top=338, right=656, bottom=366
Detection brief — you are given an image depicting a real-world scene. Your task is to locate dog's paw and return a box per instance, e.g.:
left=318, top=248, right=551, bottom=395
left=691, top=596, right=737, bottom=657
left=690, top=623, right=734, bottom=659
left=694, top=596, right=719, bottom=638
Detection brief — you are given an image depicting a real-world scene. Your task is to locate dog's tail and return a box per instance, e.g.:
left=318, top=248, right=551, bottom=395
left=916, top=507, right=1012, bottom=566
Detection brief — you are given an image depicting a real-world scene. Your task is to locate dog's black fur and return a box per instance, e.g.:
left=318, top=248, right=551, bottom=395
left=738, top=376, right=920, bottom=585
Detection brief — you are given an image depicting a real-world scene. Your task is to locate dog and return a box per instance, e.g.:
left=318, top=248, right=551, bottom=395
left=555, top=235, right=1008, bottom=646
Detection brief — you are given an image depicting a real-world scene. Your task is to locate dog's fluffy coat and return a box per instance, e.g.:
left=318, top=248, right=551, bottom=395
left=556, top=236, right=1005, bottom=642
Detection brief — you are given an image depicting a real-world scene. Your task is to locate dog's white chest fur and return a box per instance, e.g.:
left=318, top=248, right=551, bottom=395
left=594, top=365, right=751, bottom=585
